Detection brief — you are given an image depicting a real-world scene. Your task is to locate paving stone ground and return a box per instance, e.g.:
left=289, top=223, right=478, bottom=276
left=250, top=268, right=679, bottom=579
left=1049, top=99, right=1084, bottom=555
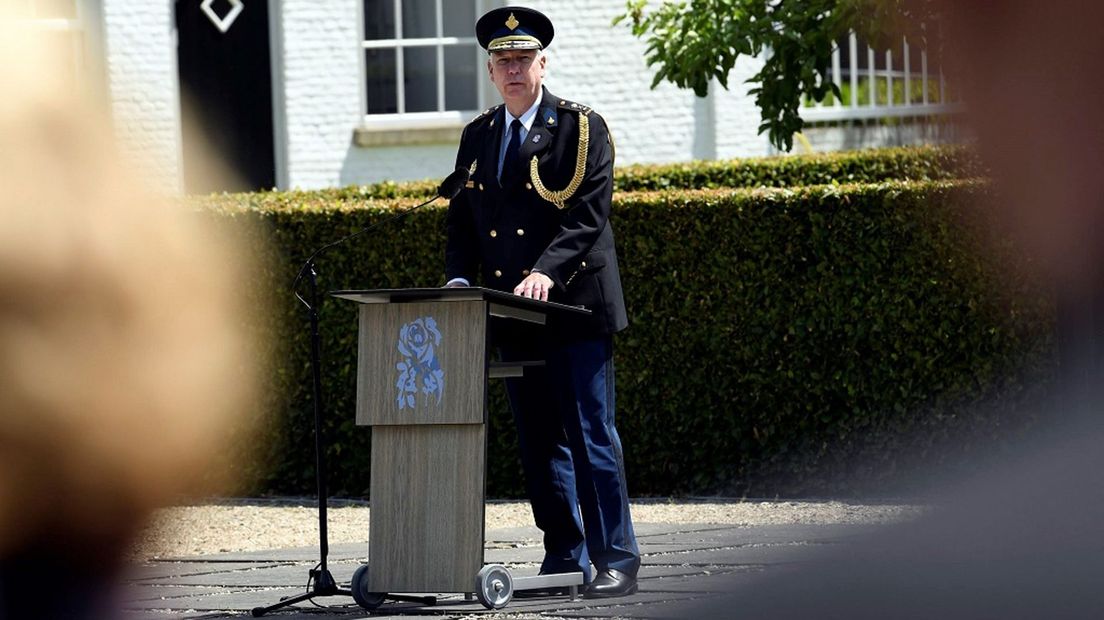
left=122, top=522, right=882, bottom=619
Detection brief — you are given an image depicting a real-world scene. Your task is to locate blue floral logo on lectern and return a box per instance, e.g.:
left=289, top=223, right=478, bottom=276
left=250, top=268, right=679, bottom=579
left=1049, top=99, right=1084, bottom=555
left=395, top=316, right=445, bottom=410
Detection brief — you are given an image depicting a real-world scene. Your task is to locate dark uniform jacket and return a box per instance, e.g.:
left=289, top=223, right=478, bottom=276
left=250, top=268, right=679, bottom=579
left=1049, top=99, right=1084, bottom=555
left=445, top=87, right=628, bottom=337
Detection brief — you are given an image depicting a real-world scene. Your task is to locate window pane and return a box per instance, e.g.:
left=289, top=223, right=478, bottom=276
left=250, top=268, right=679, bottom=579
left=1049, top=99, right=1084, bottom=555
left=442, top=1, right=475, bottom=37
left=444, top=44, right=478, bottom=111
left=365, top=49, right=398, bottom=114
left=363, top=0, right=396, bottom=40
left=402, top=46, right=437, bottom=112
left=401, top=0, right=436, bottom=39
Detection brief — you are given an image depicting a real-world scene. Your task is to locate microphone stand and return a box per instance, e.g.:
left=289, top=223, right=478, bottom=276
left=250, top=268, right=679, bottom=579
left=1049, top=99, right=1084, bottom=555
left=251, top=257, right=351, bottom=619
left=251, top=172, right=467, bottom=617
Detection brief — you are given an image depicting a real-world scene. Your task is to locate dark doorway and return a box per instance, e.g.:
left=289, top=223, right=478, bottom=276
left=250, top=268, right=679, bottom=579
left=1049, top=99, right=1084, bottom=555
left=176, top=0, right=275, bottom=193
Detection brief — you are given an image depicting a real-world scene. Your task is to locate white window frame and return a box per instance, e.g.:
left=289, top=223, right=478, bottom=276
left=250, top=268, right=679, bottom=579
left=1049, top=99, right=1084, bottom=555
left=359, top=0, right=491, bottom=130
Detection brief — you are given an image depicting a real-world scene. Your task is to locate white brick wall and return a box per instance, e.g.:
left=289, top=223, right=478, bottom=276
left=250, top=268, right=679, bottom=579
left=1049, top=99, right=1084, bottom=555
left=276, top=0, right=365, bottom=189
left=797, top=122, right=964, bottom=154
left=100, top=0, right=181, bottom=192
left=714, top=56, right=772, bottom=159
left=346, top=143, right=460, bottom=185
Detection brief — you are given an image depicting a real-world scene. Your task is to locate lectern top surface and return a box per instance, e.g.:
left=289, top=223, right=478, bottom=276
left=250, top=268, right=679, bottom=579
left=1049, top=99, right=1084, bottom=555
left=330, top=287, right=591, bottom=316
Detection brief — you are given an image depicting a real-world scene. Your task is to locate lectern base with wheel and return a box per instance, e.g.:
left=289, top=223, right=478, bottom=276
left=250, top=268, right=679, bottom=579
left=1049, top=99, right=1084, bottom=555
left=332, top=288, right=589, bottom=610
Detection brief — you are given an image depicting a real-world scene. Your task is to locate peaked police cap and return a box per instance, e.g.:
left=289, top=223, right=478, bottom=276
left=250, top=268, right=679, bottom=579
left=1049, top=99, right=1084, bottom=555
left=476, top=6, right=554, bottom=52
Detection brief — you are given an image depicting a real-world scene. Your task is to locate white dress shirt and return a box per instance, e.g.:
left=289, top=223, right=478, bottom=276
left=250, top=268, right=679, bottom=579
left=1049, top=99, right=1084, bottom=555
left=497, top=97, right=541, bottom=180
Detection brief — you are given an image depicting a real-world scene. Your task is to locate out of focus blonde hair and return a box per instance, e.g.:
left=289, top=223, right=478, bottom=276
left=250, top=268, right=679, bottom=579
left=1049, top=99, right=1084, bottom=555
left=0, top=7, right=259, bottom=561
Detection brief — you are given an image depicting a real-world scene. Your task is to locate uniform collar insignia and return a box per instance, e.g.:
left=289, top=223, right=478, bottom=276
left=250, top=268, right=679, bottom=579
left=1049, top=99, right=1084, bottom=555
left=540, top=101, right=558, bottom=128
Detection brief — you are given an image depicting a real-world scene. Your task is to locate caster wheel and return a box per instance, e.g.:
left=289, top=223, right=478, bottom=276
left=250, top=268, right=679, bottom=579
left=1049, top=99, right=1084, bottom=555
left=475, top=564, right=513, bottom=609
left=351, top=564, right=386, bottom=610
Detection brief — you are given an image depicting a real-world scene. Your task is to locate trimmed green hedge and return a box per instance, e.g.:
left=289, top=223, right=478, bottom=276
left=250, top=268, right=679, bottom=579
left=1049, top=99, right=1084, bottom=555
left=270, top=145, right=982, bottom=202
left=203, top=178, right=1052, bottom=498
left=614, top=145, right=982, bottom=192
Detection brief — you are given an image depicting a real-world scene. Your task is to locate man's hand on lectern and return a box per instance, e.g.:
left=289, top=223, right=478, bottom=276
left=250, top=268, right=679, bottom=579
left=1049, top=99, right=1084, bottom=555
left=514, top=272, right=554, bottom=302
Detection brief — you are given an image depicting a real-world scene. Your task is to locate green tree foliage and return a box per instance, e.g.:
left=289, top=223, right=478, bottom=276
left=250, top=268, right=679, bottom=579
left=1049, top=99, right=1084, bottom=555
left=614, top=0, right=939, bottom=152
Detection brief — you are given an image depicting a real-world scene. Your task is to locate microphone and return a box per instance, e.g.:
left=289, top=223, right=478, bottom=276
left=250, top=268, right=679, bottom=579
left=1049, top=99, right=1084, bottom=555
left=292, top=168, right=472, bottom=306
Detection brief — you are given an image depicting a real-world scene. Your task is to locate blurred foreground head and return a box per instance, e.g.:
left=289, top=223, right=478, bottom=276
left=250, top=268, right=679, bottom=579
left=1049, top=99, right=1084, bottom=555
left=929, top=0, right=1104, bottom=397
left=932, top=0, right=1104, bottom=292
left=0, top=7, right=257, bottom=571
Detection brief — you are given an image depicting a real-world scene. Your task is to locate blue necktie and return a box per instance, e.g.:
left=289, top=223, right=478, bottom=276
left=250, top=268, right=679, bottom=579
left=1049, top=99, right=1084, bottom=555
left=501, top=118, right=522, bottom=186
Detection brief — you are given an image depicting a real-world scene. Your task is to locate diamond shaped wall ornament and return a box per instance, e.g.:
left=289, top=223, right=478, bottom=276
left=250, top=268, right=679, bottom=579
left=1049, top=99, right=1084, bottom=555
left=201, top=0, right=244, bottom=34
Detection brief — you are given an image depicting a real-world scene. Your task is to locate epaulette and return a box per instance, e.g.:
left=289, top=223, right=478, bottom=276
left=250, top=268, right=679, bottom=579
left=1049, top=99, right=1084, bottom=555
left=555, top=98, right=593, bottom=115
left=468, top=104, right=502, bottom=126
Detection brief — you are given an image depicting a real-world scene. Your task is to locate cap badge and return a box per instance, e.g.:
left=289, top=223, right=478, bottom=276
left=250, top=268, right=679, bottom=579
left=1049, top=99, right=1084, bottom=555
left=505, top=13, right=519, bottom=30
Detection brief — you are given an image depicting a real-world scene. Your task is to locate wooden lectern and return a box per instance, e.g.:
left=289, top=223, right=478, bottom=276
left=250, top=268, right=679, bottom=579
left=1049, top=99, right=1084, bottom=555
left=331, top=287, right=589, bottom=609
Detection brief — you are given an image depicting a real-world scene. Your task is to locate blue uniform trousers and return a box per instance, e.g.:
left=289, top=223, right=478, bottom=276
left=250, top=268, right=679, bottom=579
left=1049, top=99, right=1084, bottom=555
left=500, top=335, right=640, bottom=581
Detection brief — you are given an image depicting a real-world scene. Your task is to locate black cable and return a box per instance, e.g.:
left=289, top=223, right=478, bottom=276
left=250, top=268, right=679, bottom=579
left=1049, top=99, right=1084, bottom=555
left=304, top=570, right=314, bottom=592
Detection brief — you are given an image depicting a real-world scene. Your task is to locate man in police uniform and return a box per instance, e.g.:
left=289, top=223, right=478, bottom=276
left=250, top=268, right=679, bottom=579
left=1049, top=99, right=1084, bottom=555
left=444, top=6, right=639, bottom=598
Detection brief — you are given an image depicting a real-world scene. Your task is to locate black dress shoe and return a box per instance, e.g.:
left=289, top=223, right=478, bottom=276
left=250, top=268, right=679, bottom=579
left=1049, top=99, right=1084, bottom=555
left=583, top=568, right=638, bottom=598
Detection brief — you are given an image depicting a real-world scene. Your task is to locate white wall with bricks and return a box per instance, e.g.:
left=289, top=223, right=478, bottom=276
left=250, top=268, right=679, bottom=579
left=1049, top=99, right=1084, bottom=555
left=275, top=0, right=364, bottom=189
left=714, top=56, right=773, bottom=160
left=99, top=0, right=182, bottom=193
